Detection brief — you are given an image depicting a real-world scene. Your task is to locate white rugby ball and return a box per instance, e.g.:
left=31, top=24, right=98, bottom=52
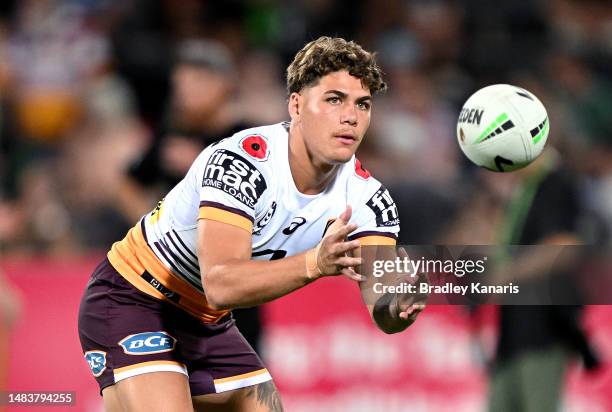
left=457, top=84, right=549, bottom=172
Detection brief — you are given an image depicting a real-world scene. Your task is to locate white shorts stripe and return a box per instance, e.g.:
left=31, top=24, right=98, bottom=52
left=114, top=363, right=188, bottom=383
left=214, top=371, right=273, bottom=393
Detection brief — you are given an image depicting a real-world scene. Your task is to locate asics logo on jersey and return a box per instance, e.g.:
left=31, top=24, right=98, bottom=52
left=283, top=217, right=307, bottom=234
left=84, top=350, right=107, bottom=377
left=119, top=332, right=177, bottom=355
left=254, top=201, right=277, bottom=235
left=203, top=149, right=267, bottom=208
left=367, top=186, right=400, bottom=227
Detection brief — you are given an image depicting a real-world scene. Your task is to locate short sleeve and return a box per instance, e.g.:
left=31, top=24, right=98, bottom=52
left=198, top=148, right=268, bottom=233
left=349, top=183, right=400, bottom=245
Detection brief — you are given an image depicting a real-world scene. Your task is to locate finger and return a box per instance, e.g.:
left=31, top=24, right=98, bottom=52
left=408, top=304, right=425, bottom=313
left=398, top=304, right=426, bottom=320
left=341, top=267, right=365, bottom=282
left=338, top=205, right=352, bottom=224
left=324, top=206, right=353, bottom=237
left=399, top=311, right=412, bottom=320
left=329, top=223, right=358, bottom=241
left=335, top=256, right=362, bottom=268
left=332, top=240, right=361, bottom=255
left=399, top=308, right=417, bottom=320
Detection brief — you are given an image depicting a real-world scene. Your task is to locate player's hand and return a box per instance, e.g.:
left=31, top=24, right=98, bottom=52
left=395, top=248, right=428, bottom=323
left=306, top=205, right=362, bottom=280
left=398, top=303, right=426, bottom=322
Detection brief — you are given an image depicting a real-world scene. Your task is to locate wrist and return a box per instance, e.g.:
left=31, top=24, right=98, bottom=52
left=373, top=292, right=412, bottom=334
left=305, top=248, right=323, bottom=280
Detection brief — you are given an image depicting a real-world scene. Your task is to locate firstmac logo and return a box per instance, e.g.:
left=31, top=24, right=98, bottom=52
left=367, top=185, right=400, bottom=227
left=118, top=331, right=176, bottom=355
left=202, top=149, right=267, bottom=208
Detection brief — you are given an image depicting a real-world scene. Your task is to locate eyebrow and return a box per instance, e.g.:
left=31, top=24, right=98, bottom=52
left=324, top=89, right=372, bottom=101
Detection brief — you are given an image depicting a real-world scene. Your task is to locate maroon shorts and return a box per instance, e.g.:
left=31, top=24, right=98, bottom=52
left=78, top=258, right=271, bottom=395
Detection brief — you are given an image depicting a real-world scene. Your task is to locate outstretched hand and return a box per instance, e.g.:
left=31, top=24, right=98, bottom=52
left=306, top=205, right=362, bottom=280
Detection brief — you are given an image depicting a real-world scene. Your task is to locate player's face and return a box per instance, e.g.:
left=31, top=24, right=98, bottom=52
left=290, top=70, right=372, bottom=165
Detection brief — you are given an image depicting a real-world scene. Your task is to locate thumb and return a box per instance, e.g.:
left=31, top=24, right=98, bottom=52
left=338, top=205, right=352, bottom=224
left=323, top=205, right=354, bottom=237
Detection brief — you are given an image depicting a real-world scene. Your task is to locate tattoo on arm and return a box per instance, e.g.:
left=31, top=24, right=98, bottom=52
left=250, top=381, right=283, bottom=412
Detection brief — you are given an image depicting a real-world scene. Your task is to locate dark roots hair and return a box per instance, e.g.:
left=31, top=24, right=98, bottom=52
left=286, top=36, right=387, bottom=96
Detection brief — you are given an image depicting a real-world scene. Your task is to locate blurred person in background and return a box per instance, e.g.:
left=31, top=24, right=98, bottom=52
left=486, top=150, right=602, bottom=412
left=0, top=0, right=142, bottom=254
left=446, top=146, right=602, bottom=411
left=545, top=50, right=612, bottom=243
left=114, top=38, right=263, bottom=354
left=0, top=0, right=110, bottom=176
left=115, top=39, right=247, bottom=224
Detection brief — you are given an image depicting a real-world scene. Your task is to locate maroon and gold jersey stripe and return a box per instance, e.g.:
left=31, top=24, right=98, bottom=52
left=349, top=231, right=397, bottom=246
left=107, top=222, right=228, bottom=323
left=198, top=201, right=253, bottom=233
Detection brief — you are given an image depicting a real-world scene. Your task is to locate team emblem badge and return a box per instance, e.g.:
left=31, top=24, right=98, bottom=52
left=85, top=350, right=107, bottom=377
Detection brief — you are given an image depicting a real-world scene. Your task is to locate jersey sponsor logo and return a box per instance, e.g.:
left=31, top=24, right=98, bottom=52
left=84, top=350, right=107, bottom=377
left=367, top=185, right=400, bottom=227
left=282, top=217, right=306, bottom=235
left=202, top=149, right=267, bottom=208
left=118, top=331, right=176, bottom=355
left=240, top=134, right=269, bottom=161
left=253, top=201, right=277, bottom=235
left=354, top=158, right=371, bottom=180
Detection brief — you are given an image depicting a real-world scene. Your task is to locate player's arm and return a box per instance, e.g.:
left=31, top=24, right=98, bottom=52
left=198, top=210, right=362, bottom=310
left=356, top=245, right=426, bottom=334
left=346, top=182, right=425, bottom=334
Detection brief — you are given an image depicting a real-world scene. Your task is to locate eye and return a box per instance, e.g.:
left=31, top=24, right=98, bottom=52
left=357, top=101, right=371, bottom=111
left=326, top=96, right=341, bottom=104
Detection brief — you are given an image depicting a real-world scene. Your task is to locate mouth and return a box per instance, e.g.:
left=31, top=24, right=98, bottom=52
left=333, top=132, right=357, bottom=145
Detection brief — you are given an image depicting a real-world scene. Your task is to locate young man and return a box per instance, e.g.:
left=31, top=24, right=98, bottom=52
left=79, top=36, right=424, bottom=412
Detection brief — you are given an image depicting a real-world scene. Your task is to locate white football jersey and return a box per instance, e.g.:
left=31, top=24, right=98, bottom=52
left=108, top=122, right=400, bottom=322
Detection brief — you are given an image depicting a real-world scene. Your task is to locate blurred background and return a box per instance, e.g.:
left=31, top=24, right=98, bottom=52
left=0, top=0, right=611, bottom=411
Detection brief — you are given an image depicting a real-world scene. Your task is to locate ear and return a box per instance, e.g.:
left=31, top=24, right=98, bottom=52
left=288, top=92, right=301, bottom=121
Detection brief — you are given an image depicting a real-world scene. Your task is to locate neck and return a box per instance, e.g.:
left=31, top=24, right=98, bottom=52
left=288, top=123, right=338, bottom=195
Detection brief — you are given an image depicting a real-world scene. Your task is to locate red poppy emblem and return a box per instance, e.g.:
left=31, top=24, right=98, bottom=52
left=241, top=135, right=268, bottom=160
left=355, top=158, right=371, bottom=179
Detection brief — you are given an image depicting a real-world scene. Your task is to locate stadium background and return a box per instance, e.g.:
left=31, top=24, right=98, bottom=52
left=0, top=0, right=611, bottom=411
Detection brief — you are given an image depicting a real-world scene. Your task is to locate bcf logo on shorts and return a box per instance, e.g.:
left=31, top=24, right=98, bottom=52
left=118, top=331, right=176, bottom=355
left=85, top=350, right=107, bottom=377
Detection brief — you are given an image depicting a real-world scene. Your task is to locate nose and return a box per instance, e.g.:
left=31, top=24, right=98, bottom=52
left=340, top=104, right=358, bottom=126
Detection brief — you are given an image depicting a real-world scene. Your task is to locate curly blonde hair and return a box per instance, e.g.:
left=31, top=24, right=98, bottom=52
left=286, top=36, right=387, bottom=96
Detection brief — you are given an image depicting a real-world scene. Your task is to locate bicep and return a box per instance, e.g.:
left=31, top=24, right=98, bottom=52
left=197, top=219, right=252, bottom=275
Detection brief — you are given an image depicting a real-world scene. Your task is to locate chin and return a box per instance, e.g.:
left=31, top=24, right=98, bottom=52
left=328, top=151, right=354, bottom=164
